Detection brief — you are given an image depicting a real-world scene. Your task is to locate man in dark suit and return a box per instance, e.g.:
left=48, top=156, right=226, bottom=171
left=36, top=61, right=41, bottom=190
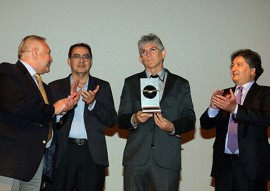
left=0, top=35, right=78, bottom=191
left=46, top=43, right=117, bottom=191
left=200, top=49, right=270, bottom=191
left=118, top=33, right=196, bottom=191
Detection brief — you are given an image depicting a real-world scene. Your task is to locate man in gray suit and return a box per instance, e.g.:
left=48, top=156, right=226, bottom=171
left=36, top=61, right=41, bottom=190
left=118, top=33, right=196, bottom=191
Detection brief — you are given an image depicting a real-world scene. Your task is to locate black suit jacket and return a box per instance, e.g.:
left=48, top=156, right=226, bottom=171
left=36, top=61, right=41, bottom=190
left=0, top=61, right=55, bottom=181
left=48, top=75, right=117, bottom=168
left=118, top=69, right=196, bottom=171
left=200, top=83, right=270, bottom=181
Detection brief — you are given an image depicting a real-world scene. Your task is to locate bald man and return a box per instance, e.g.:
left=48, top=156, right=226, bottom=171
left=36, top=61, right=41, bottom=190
left=0, top=35, right=79, bottom=191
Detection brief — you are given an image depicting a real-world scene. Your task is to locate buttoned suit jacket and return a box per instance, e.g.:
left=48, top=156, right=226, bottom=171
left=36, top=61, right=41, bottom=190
left=48, top=74, right=117, bottom=168
left=0, top=61, right=54, bottom=181
left=200, top=83, right=270, bottom=181
left=118, top=69, right=196, bottom=171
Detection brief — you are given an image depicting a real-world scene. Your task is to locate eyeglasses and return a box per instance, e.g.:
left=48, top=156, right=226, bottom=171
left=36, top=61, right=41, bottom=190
left=140, top=47, right=160, bottom=57
left=70, top=54, right=91, bottom=61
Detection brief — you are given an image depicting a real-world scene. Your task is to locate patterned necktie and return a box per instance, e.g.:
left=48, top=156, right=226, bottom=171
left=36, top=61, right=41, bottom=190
left=35, top=74, right=52, bottom=141
left=227, top=86, right=243, bottom=153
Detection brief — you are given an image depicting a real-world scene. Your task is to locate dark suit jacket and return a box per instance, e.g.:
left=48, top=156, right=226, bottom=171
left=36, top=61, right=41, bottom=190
left=118, top=69, right=196, bottom=171
left=48, top=74, right=117, bottom=168
left=0, top=61, right=55, bottom=181
left=200, top=83, right=270, bottom=181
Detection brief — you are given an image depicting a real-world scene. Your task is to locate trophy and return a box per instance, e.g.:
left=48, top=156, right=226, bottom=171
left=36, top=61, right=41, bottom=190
left=140, top=78, right=161, bottom=113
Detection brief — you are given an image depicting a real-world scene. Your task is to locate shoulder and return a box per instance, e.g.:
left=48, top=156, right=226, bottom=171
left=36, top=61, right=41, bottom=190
left=0, top=62, right=16, bottom=72
left=0, top=62, right=23, bottom=78
left=125, top=71, right=145, bottom=82
left=254, top=85, right=270, bottom=94
left=253, top=84, right=270, bottom=93
left=49, top=76, right=70, bottom=86
left=166, top=69, right=189, bottom=85
left=90, top=75, right=111, bottom=87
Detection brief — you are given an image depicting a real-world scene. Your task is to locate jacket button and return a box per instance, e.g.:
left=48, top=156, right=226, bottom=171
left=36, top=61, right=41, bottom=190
left=42, top=140, right=46, bottom=144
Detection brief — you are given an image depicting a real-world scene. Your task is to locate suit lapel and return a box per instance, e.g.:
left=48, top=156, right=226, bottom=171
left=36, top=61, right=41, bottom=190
left=87, top=75, right=96, bottom=92
left=243, top=83, right=258, bottom=106
left=136, top=72, right=147, bottom=100
left=160, top=70, right=173, bottom=104
left=15, top=61, right=44, bottom=101
left=83, top=75, right=96, bottom=113
left=63, top=75, right=72, bottom=97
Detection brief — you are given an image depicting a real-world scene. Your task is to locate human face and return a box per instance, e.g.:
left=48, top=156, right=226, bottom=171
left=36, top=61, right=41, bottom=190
left=36, top=41, right=53, bottom=74
left=68, top=46, right=92, bottom=76
left=230, top=56, right=256, bottom=86
left=139, top=43, right=166, bottom=73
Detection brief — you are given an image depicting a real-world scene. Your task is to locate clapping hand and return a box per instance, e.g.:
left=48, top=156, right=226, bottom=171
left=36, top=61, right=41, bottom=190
left=212, top=89, right=236, bottom=113
left=81, top=85, right=99, bottom=106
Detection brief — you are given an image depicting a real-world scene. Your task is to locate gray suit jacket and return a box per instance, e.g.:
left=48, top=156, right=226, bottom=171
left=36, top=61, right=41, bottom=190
left=48, top=74, right=117, bottom=168
left=118, top=69, right=196, bottom=171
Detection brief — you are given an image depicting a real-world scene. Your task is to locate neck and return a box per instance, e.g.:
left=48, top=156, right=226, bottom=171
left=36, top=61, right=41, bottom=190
left=146, top=68, right=163, bottom=75
left=71, top=73, right=89, bottom=88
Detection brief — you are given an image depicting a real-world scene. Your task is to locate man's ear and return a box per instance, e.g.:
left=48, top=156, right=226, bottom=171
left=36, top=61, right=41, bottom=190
left=161, top=49, right=166, bottom=60
left=67, top=58, right=71, bottom=66
left=138, top=56, right=143, bottom=65
left=32, top=47, right=39, bottom=59
left=251, top=68, right=256, bottom=77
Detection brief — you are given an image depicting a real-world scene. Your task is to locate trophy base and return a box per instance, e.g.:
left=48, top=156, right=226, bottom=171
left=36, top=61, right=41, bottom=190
left=142, top=107, right=161, bottom=113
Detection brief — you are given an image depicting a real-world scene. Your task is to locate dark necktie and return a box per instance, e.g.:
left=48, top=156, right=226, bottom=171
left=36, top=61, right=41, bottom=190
left=151, top=74, right=165, bottom=82
left=35, top=74, right=52, bottom=141
left=151, top=74, right=159, bottom=78
left=227, top=86, right=243, bottom=153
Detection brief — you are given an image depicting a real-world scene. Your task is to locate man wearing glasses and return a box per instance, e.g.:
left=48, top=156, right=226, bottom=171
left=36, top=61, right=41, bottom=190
left=118, top=33, right=196, bottom=191
left=45, top=43, right=117, bottom=191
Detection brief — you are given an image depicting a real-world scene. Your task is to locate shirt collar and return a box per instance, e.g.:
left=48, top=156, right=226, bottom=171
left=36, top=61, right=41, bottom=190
left=145, top=69, right=166, bottom=78
left=20, top=60, right=36, bottom=76
left=236, top=81, right=254, bottom=92
left=70, top=76, right=89, bottom=91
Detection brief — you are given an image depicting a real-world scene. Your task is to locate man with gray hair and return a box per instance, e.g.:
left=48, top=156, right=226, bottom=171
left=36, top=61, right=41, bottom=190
left=118, top=33, right=196, bottom=191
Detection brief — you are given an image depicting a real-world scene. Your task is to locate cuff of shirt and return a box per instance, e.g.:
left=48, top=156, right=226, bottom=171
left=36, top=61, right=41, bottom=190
left=208, top=107, right=219, bottom=118
left=131, top=114, right=139, bottom=129
left=232, top=104, right=239, bottom=117
left=88, top=100, right=96, bottom=111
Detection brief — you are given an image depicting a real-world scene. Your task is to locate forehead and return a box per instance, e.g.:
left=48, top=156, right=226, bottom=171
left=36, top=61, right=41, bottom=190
left=232, top=56, right=247, bottom=64
left=141, top=43, right=158, bottom=49
left=71, top=46, right=90, bottom=54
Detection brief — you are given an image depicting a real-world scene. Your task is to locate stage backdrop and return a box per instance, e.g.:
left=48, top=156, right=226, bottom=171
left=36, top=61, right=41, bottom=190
left=1, top=0, right=270, bottom=190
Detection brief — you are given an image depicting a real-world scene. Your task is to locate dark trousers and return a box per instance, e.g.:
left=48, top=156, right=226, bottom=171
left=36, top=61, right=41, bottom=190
left=124, top=150, right=180, bottom=191
left=45, top=142, right=105, bottom=191
left=215, top=156, right=267, bottom=191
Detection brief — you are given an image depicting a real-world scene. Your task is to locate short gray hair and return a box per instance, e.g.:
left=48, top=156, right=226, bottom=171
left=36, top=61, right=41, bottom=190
left=18, top=35, right=46, bottom=59
left=138, top=33, right=165, bottom=54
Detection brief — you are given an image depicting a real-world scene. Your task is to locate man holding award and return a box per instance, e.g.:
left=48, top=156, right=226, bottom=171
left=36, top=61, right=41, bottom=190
left=118, top=33, right=196, bottom=191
